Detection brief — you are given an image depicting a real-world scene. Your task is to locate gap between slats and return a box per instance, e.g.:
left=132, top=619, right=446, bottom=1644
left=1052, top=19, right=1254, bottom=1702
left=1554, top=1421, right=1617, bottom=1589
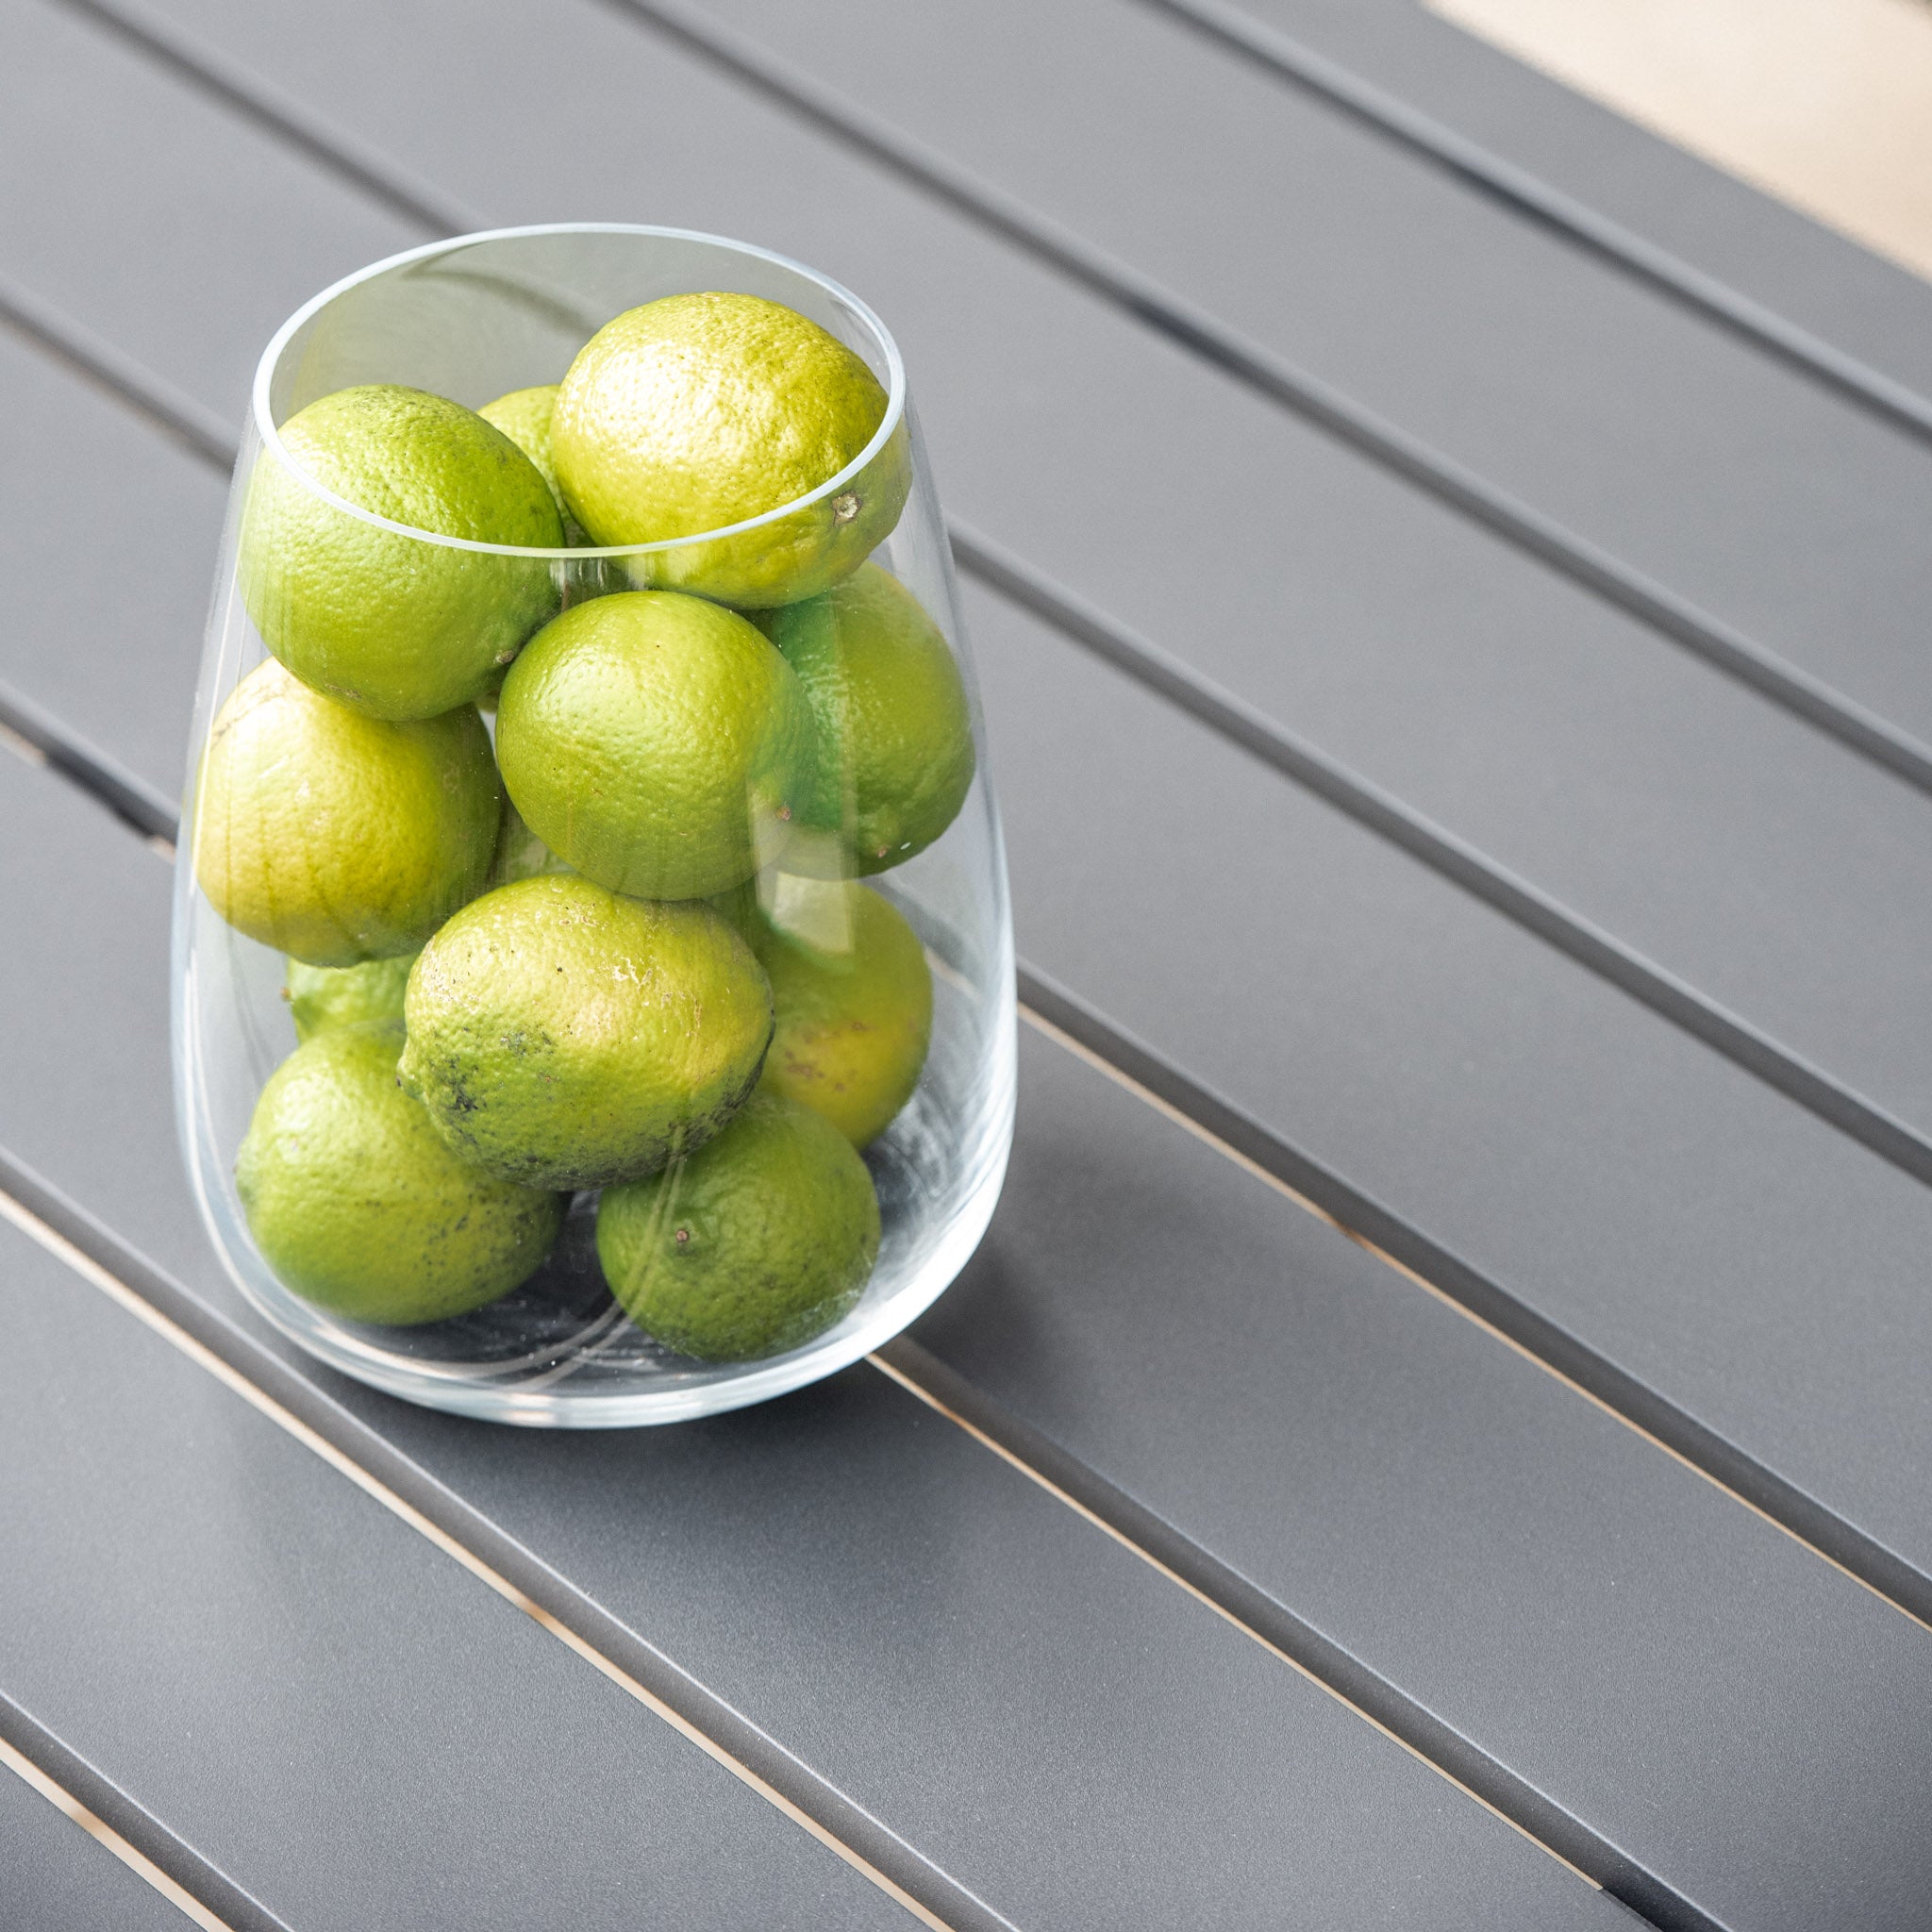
left=0, top=1717, right=255, bottom=1932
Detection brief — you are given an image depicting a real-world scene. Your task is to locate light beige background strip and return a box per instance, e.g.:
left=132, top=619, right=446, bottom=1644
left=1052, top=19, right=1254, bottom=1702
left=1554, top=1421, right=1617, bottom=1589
left=1427, top=0, right=1932, bottom=280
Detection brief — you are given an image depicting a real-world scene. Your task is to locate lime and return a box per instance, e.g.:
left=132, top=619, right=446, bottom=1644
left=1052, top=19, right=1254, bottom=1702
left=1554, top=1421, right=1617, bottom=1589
left=239, top=383, right=563, bottom=719
left=495, top=591, right=815, bottom=900
left=596, top=1091, right=879, bottom=1360
left=478, top=385, right=564, bottom=505
left=398, top=874, right=774, bottom=1189
left=552, top=292, right=909, bottom=608
left=480, top=383, right=620, bottom=588
left=284, top=953, right=414, bottom=1043
left=755, top=878, right=932, bottom=1146
left=195, top=658, right=502, bottom=966
left=237, top=1023, right=562, bottom=1325
left=762, top=564, right=974, bottom=874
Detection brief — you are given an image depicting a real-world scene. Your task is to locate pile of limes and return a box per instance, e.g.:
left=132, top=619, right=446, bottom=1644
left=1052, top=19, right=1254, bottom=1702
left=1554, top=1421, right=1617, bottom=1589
left=201, top=291, right=975, bottom=1362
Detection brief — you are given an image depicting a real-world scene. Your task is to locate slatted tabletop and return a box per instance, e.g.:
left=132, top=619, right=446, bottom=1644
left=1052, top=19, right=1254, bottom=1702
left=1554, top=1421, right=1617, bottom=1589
left=3, top=3, right=1928, bottom=1927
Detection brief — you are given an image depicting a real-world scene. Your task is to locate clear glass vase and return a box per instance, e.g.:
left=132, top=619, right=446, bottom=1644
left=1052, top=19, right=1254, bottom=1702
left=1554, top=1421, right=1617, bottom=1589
left=172, top=225, right=1015, bottom=1426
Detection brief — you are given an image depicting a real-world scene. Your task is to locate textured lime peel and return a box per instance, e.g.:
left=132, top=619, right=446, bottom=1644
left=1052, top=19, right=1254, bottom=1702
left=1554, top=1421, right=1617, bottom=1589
left=399, top=874, right=774, bottom=1191
left=196, top=658, right=501, bottom=967
left=597, top=1091, right=880, bottom=1361
left=553, top=291, right=908, bottom=607
left=238, top=1023, right=562, bottom=1326
left=241, top=384, right=562, bottom=719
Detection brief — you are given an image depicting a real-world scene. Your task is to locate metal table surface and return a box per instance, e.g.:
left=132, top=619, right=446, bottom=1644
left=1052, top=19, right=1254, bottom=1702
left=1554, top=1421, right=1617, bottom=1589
left=2, top=3, right=1927, bottom=1927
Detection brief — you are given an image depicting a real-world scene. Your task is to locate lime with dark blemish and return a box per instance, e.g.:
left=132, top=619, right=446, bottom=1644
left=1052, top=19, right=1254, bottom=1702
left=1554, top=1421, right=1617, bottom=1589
left=397, top=874, right=773, bottom=1190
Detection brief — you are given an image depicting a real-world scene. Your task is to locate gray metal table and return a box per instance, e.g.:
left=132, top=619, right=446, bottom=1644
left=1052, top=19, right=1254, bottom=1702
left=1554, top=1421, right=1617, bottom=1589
left=3, top=2, right=1928, bottom=1927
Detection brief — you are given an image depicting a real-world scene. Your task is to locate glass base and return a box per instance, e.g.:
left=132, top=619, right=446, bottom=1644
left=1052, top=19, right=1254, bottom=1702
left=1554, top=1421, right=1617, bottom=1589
left=178, top=929, right=1013, bottom=1427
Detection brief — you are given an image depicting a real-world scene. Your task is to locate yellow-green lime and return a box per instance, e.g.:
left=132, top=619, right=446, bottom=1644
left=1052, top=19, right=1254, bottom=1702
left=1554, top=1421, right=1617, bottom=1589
left=551, top=292, right=909, bottom=608
left=239, top=383, right=563, bottom=719
left=496, top=591, right=815, bottom=900
left=195, top=658, right=502, bottom=966
left=398, top=874, right=774, bottom=1189
left=237, top=1023, right=562, bottom=1325
left=761, top=564, right=974, bottom=875
left=479, top=384, right=620, bottom=598
left=754, top=878, right=932, bottom=1147
left=284, top=953, right=415, bottom=1043
left=478, top=385, right=564, bottom=504
left=596, top=1091, right=879, bottom=1360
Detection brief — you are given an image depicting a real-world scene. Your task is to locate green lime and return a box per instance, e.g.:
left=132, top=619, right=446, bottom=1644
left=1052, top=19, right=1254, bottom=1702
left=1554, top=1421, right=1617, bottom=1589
left=596, top=1091, right=879, bottom=1361
left=762, top=564, right=974, bottom=874
left=284, top=953, right=415, bottom=1043
left=480, top=383, right=620, bottom=595
left=755, top=878, right=932, bottom=1147
left=195, top=658, right=502, bottom=966
left=551, top=292, right=909, bottom=608
left=478, top=385, right=565, bottom=505
left=237, top=1023, right=562, bottom=1325
left=495, top=591, right=815, bottom=900
left=398, top=874, right=773, bottom=1190
left=239, top=383, right=563, bottom=719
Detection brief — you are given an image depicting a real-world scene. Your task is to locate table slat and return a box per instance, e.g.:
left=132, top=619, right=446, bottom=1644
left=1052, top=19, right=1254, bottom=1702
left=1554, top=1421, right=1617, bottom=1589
left=0, top=1216, right=913, bottom=1932
left=682, top=0, right=1932, bottom=748
left=0, top=327, right=216, bottom=801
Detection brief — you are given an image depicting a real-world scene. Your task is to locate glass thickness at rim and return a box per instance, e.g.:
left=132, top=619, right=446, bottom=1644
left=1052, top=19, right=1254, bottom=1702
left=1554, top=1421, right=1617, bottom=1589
left=252, top=222, right=908, bottom=561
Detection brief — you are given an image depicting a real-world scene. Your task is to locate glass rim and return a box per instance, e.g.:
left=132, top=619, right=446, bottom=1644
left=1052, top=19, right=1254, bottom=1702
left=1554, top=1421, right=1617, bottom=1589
left=250, top=222, right=908, bottom=563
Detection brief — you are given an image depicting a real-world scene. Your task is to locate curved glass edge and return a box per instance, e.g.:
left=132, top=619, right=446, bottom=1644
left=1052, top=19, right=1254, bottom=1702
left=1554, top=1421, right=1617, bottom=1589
left=252, top=223, right=909, bottom=562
